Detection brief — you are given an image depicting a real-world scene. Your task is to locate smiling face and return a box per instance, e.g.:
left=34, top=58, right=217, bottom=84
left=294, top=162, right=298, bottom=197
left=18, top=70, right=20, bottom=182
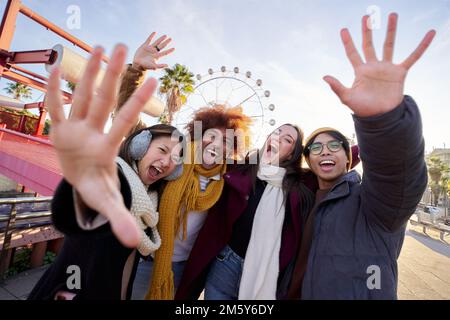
left=137, top=136, right=182, bottom=185
left=261, top=125, right=298, bottom=166
left=201, top=127, right=234, bottom=169
left=307, top=133, right=349, bottom=190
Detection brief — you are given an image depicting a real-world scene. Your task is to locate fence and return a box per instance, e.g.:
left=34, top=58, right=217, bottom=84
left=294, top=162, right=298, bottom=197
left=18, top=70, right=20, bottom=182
left=0, top=196, right=63, bottom=280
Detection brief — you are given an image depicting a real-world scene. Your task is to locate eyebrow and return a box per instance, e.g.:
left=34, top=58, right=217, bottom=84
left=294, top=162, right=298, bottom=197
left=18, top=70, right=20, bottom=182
left=282, top=134, right=295, bottom=141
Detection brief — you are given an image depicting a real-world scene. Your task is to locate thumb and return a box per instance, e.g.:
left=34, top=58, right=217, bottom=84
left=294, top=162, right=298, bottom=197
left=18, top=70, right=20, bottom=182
left=323, top=76, right=348, bottom=102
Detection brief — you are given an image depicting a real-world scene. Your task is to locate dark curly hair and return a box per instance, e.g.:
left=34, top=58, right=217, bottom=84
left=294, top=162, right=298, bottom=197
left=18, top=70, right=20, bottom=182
left=185, top=104, right=252, bottom=158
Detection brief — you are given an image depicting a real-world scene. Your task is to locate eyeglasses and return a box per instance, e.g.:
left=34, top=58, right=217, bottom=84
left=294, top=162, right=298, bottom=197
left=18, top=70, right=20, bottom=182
left=308, top=140, right=343, bottom=155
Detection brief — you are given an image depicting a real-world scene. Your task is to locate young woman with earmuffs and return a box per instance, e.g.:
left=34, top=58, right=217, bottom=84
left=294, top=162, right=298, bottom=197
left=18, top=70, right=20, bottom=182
left=28, top=45, right=185, bottom=300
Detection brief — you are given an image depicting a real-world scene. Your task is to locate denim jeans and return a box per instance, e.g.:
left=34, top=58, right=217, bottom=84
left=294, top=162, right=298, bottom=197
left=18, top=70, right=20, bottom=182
left=131, top=258, right=186, bottom=300
left=204, top=245, right=244, bottom=300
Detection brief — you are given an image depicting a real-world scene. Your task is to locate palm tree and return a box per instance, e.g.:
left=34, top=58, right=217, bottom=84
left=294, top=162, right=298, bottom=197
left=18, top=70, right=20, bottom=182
left=159, top=64, right=195, bottom=124
left=66, top=81, right=76, bottom=93
left=427, top=157, right=450, bottom=206
left=3, top=82, right=32, bottom=100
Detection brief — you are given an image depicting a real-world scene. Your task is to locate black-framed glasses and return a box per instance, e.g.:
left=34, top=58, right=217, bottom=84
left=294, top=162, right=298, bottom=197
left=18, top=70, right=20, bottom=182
left=308, top=140, right=343, bottom=155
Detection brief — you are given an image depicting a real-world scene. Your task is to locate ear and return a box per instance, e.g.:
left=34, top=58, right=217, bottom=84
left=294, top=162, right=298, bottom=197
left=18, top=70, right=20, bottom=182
left=130, top=130, right=152, bottom=160
left=164, top=164, right=183, bottom=181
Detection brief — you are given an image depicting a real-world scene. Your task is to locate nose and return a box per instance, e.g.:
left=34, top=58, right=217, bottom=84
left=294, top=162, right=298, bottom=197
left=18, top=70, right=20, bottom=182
left=160, top=155, right=171, bottom=168
left=320, top=146, right=331, bottom=157
left=209, top=138, right=223, bottom=150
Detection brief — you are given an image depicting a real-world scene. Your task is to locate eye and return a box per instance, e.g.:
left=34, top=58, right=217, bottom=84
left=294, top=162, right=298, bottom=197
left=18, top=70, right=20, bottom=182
left=285, top=138, right=293, bottom=144
left=159, top=147, right=167, bottom=154
left=310, top=143, right=322, bottom=153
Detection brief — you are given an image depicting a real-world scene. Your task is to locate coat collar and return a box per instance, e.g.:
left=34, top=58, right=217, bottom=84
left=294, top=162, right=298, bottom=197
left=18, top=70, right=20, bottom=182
left=322, top=170, right=361, bottom=203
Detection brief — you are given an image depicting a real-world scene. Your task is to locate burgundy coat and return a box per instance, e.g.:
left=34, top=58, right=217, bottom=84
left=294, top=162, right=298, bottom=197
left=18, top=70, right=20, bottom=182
left=175, top=168, right=318, bottom=300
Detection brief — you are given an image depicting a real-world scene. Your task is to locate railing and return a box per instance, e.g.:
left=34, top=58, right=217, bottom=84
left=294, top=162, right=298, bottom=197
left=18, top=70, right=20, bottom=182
left=0, top=196, right=53, bottom=279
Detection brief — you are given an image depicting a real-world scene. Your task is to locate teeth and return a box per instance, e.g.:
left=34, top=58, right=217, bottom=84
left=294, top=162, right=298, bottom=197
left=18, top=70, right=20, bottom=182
left=320, top=160, right=335, bottom=165
left=153, top=166, right=162, bottom=174
left=207, top=149, right=218, bottom=157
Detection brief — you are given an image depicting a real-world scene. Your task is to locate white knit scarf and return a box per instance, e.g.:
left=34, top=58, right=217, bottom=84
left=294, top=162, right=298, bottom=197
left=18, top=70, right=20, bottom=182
left=238, top=163, right=287, bottom=300
left=115, top=157, right=161, bottom=256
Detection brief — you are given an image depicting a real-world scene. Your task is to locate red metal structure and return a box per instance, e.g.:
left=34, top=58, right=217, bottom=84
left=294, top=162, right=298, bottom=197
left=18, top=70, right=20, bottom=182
left=0, top=1, right=111, bottom=276
left=0, top=0, right=109, bottom=135
left=0, top=0, right=108, bottom=194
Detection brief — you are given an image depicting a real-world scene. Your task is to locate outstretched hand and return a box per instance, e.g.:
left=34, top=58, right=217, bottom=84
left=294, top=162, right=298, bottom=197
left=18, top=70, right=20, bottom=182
left=47, top=45, right=157, bottom=248
left=132, top=32, right=175, bottom=71
left=324, top=13, right=435, bottom=117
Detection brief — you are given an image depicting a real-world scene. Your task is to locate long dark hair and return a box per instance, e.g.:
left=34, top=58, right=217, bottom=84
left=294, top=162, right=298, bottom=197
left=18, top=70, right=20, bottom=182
left=239, top=124, right=314, bottom=210
left=118, top=124, right=184, bottom=193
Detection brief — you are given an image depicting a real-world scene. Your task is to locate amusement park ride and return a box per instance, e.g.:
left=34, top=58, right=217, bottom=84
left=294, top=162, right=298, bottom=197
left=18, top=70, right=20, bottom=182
left=0, top=0, right=277, bottom=276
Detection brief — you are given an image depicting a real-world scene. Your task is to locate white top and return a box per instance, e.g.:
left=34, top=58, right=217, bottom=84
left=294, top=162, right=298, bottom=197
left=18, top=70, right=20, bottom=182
left=172, top=173, right=221, bottom=262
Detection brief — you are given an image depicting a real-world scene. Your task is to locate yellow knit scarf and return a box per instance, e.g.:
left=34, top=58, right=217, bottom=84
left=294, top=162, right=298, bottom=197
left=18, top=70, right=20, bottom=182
left=145, top=142, right=227, bottom=300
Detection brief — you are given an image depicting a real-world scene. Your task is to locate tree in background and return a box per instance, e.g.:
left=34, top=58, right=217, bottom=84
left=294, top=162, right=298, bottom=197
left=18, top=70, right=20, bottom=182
left=427, top=157, right=450, bottom=206
left=3, top=82, right=32, bottom=100
left=66, top=81, right=76, bottom=93
left=159, top=63, right=195, bottom=124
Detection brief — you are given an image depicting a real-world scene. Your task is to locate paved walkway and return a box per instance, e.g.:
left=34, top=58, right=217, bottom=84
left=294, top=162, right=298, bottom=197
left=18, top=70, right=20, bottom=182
left=0, top=265, right=48, bottom=300
left=1, top=223, right=449, bottom=300
left=397, top=223, right=450, bottom=299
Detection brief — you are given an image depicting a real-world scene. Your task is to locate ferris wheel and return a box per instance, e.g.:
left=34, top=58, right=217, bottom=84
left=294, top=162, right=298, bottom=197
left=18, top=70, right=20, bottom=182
left=173, top=66, right=277, bottom=147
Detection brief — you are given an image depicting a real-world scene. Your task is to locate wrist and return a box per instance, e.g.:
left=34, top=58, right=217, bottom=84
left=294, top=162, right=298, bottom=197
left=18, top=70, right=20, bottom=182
left=131, top=62, right=146, bottom=72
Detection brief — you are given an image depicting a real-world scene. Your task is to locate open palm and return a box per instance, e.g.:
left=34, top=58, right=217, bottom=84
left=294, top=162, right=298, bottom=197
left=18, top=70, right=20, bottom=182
left=47, top=45, right=157, bottom=248
left=132, top=32, right=175, bottom=71
left=325, top=14, right=435, bottom=117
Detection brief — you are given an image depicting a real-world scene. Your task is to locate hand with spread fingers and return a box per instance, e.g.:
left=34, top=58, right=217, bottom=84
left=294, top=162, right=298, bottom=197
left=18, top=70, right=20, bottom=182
left=324, top=13, right=436, bottom=117
left=132, top=32, right=175, bottom=71
left=46, top=44, right=158, bottom=248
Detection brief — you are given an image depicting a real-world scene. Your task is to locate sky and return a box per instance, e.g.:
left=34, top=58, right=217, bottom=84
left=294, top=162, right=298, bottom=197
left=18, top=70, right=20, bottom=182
left=1, top=0, right=449, bottom=153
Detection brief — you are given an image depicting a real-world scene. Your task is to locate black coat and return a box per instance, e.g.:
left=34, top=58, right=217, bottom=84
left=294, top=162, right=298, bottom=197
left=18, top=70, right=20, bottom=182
left=28, top=168, right=139, bottom=300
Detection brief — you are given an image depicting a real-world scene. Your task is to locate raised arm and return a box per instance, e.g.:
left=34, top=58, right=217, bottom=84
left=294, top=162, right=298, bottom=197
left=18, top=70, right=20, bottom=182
left=46, top=44, right=157, bottom=247
left=114, top=32, right=175, bottom=136
left=324, top=13, right=435, bottom=231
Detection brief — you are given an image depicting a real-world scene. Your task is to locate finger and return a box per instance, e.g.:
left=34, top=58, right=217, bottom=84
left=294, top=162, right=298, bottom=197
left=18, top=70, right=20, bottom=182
left=323, top=76, right=349, bottom=103
left=362, top=15, right=378, bottom=62
left=155, top=63, right=168, bottom=69
left=145, top=32, right=156, bottom=46
left=157, top=37, right=172, bottom=50
left=70, top=46, right=103, bottom=120
left=400, top=30, right=436, bottom=70
left=45, top=67, right=65, bottom=124
left=156, top=47, right=175, bottom=59
left=341, top=29, right=364, bottom=69
left=383, top=13, right=398, bottom=62
left=87, top=44, right=127, bottom=129
left=108, top=78, right=157, bottom=145
left=109, top=203, right=140, bottom=248
left=152, top=35, right=167, bottom=47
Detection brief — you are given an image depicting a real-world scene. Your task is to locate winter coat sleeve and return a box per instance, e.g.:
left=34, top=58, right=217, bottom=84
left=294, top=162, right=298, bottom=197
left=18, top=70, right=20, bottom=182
left=354, top=95, right=428, bottom=232
left=113, top=64, right=148, bottom=137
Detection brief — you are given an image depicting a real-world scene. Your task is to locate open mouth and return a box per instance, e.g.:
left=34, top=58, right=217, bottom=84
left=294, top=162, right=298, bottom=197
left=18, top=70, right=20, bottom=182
left=148, top=165, right=163, bottom=179
left=266, top=143, right=278, bottom=154
left=206, top=148, right=218, bottom=157
left=319, top=159, right=336, bottom=171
